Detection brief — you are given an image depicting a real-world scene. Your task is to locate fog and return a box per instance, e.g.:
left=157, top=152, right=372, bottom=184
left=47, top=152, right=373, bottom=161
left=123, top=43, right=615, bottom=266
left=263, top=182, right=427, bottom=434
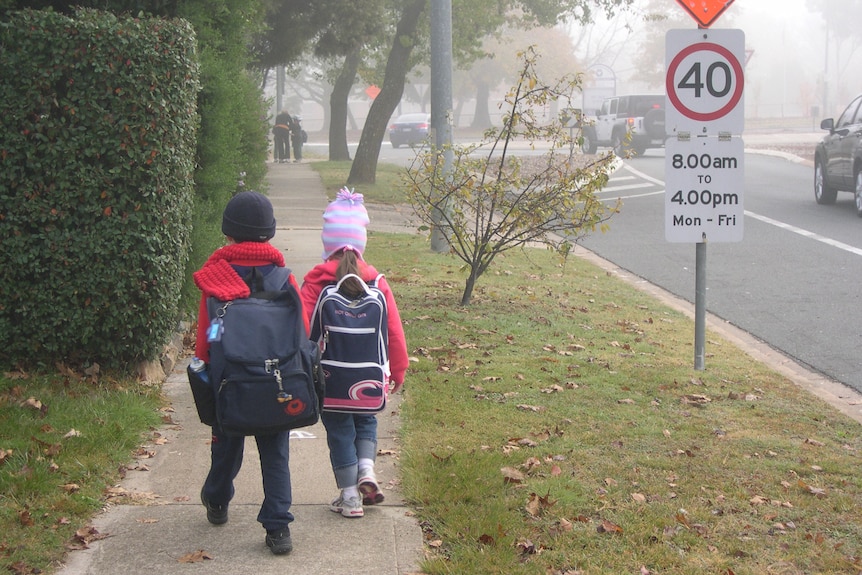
left=591, top=0, right=862, bottom=121
left=276, top=0, right=862, bottom=132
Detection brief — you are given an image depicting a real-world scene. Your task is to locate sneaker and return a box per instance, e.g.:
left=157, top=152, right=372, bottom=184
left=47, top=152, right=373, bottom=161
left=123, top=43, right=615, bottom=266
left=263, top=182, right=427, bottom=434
left=330, top=494, right=364, bottom=518
left=265, top=527, right=293, bottom=555
left=359, top=474, right=384, bottom=506
left=200, top=488, right=228, bottom=525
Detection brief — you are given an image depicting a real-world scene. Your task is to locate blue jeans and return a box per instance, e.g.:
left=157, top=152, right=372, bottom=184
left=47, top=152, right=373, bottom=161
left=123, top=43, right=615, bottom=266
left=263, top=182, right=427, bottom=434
left=321, top=411, right=378, bottom=489
left=202, top=428, right=293, bottom=531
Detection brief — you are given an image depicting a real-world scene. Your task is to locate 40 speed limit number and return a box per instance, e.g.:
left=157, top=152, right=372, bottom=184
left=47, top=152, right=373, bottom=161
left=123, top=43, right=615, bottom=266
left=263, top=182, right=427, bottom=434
left=665, top=137, right=744, bottom=243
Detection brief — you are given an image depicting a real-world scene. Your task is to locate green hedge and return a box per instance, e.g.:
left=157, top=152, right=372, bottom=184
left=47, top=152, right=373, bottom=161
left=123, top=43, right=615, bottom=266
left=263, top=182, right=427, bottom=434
left=0, top=9, right=200, bottom=369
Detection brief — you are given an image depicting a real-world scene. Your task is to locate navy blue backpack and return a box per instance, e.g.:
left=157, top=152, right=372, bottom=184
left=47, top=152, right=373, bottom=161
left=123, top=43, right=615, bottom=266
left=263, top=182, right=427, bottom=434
left=207, top=267, right=323, bottom=435
left=309, top=273, right=389, bottom=414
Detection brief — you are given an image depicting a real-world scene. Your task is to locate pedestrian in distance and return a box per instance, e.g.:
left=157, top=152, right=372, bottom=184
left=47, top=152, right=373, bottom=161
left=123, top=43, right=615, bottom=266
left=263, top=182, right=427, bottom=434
left=273, top=109, right=292, bottom=163
left=192, top=191, right=309, bottom=555
left=301, top=188, right=409, bottom=519
left=290, top=114, right=304, bottom=162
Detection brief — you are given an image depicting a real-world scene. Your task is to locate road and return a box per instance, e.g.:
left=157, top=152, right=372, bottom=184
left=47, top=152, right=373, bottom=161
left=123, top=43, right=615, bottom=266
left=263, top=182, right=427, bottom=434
left=577, top=148, right=862, bottom=395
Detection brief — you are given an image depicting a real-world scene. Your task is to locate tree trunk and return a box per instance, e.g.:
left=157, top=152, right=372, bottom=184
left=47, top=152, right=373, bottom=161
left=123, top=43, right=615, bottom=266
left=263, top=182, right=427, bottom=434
left=348, top=0, right=426, bottom=185
left=329, top=48, right=360, bottom=161
left=470, top=80, right=492, bottom=130
left=460, top=270, right=477, bottom=306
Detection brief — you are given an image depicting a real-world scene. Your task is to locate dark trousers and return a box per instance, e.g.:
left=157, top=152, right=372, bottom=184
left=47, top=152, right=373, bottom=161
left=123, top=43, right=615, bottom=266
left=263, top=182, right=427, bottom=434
left=202, top=428, right=294, bottom=531
left=291, top=133, right=302, bottom=161
left=274, top=129, right=290, bottom=161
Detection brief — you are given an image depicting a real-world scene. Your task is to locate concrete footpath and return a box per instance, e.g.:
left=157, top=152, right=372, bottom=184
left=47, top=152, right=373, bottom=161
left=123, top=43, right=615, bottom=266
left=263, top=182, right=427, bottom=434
left=57, top=161, right=425, bottom=575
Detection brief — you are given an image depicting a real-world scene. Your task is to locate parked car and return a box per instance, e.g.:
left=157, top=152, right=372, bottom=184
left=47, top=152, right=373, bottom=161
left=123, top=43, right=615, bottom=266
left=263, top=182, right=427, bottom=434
left=579, top=94, right=666, bottom=156
left=814, top=94, right=862, bottom=215
left=388, top=113, right=430, bottom=148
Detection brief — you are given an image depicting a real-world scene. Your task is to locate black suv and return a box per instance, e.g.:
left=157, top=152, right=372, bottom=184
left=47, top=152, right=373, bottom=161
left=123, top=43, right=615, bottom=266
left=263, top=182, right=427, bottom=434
left=580, top=94, right=666, bottom=156
left=814, top=94, right=862, bottom=215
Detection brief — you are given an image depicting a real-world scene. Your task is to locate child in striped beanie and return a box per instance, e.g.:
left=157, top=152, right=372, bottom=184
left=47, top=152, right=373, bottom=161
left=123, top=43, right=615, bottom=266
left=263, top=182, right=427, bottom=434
left=301, top=186, right=409, bottom=520
left=321, top=187, right=370, bottom=260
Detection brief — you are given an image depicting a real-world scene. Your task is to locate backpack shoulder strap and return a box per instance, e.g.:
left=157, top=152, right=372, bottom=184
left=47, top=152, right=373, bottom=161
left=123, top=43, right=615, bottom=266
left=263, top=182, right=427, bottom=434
left=261, top=266, right=291, bottom=291
left=369, top=273, right=384, bottom=289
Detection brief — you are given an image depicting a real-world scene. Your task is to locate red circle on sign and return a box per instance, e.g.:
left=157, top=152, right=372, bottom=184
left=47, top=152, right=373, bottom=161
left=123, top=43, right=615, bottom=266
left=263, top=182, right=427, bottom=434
left=666, top=42, right=744, bottom=122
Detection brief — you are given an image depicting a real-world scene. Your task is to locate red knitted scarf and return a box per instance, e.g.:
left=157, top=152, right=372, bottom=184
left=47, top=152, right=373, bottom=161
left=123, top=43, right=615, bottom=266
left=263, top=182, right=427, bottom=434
left=193, top=243, right=286, bottom=300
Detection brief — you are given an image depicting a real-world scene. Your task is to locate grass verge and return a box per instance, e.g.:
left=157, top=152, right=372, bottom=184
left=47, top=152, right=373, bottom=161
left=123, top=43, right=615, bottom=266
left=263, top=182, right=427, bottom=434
left=312, top=160, right=409, bottom=203
left=362, top=232, right=862, bottom=575
left=0, top=370, right=163, bottom=573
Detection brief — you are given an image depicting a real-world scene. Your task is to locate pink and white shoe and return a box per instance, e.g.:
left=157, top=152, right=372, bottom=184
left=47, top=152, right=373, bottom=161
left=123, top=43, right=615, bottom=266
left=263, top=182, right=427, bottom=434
left=358, top=474, right=384, bottom=506
left=330, top=495, right=364, bottom=518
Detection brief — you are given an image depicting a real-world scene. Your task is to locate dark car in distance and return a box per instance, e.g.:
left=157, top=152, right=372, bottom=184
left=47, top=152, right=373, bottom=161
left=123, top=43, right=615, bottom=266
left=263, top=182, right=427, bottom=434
left=814, top=94, right=862, bottom=215
left=388, top=113, right=430, bottom=148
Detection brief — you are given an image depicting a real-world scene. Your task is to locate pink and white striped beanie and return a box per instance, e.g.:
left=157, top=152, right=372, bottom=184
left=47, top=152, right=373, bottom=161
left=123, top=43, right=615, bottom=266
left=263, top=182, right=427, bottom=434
left=321, top=187, right=370, bottom=260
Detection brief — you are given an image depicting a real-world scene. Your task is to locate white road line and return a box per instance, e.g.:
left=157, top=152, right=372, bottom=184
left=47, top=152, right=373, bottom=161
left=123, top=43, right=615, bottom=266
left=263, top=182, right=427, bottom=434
left=608, top=164, right=862, bottom=257
left=745, top=211, right=862, bottom=257
left=598, top=182, right=656, bottom=193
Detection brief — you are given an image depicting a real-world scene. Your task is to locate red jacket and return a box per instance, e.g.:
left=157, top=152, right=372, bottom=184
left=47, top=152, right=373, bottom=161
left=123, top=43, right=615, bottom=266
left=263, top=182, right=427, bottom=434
left=193, top=242, right=308, bottom=364
left=301, top=259, right=408, bottom=385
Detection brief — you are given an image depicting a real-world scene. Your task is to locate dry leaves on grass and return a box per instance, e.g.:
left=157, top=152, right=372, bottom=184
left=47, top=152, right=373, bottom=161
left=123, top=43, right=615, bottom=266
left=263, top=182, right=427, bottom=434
left=596, top=519, right=623, bottom=534
left=525, top=491, right=557, bottom=517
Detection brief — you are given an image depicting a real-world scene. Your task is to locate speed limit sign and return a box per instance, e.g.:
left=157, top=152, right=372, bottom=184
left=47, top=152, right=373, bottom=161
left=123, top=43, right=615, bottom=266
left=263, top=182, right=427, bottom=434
left=666, top=29, right=745, bottom=135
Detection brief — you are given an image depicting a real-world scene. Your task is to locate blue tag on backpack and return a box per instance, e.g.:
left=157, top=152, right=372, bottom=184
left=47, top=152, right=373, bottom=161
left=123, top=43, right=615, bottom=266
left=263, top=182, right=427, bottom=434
left=207, top=318, right=223, bottom=342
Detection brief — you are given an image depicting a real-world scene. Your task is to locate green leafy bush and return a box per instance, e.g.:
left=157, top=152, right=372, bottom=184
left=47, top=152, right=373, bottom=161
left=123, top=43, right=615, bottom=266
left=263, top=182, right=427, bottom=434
left=0, top=9, right=200, bottom=368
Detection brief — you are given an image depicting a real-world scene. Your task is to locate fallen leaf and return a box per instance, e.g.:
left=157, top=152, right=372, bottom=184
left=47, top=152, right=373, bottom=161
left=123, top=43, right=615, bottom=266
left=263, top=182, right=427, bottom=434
left=18, top=509, right=34, bottom=527
left=177, top=549, right=213, bottom=563
left=797, top=479, right=827, bottom=498
left=597, top=519, right=623, bottom=534
left=680, top=394, right=711, bottom=405
left=515, top=538, right=537, bottom=555
left=477, top=533, right=495, bottom=545
left=548, top=517, right=573, bottom=536
left=516, top=404, right=546, bottom=413
left=501, top=466, right=525, bottom=484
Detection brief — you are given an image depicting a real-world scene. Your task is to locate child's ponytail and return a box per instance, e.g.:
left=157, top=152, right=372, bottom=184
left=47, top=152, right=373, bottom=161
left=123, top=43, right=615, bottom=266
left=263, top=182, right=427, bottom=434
left=335, top=248, right=365, bottom=298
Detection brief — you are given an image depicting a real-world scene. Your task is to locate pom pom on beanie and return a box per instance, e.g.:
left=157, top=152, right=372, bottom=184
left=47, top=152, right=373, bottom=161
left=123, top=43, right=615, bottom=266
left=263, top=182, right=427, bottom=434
left=222, top=191, right=276, bottom=242
left=321, top=187, right=370, bottom=260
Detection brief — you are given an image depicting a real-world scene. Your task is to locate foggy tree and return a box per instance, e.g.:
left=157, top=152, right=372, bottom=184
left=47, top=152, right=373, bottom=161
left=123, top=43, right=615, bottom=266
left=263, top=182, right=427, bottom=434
left=347, top=0, right=426, bottom=185
left=405, top=47, right=618, bottom=306
left=808, top=0, right=862, bottom=104
left=347, top=0, right=634, bottom=185
left=628, top=0, right=689, bottom=88
left=312, top=0, right=390, bottom=161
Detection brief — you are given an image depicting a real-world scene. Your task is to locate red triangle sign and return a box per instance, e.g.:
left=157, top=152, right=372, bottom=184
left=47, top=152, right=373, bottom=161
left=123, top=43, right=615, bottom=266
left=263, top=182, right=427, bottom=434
left=675, top=0, right=735, bottom=28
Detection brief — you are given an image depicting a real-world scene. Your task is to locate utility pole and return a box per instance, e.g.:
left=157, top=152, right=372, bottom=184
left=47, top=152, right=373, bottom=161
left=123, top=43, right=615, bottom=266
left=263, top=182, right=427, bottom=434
left=275, top=66, right=285, bottom=161
left=429, top=0, right=453, bottom=253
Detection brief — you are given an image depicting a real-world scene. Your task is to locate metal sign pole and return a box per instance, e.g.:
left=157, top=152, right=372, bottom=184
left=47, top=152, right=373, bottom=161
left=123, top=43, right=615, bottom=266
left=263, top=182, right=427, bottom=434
left=694, top=237, right=706, bottom=370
